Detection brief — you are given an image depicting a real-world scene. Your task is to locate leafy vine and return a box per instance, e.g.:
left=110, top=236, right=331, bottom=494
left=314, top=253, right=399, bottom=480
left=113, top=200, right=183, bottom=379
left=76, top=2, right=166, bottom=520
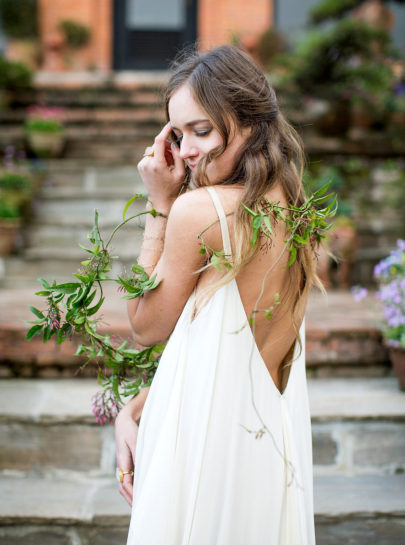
left=27, top=184, right=336, bottom=424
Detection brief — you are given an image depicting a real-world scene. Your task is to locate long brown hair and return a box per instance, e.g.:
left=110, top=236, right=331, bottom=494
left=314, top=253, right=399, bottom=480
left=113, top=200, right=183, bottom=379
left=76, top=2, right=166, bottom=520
left=164, top=45, right=321, bottom=345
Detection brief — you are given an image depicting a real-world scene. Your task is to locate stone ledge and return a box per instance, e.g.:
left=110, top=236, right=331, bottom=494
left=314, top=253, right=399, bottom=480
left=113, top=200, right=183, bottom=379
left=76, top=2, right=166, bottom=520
left=0, top=377, right=404, bottom=424
left=0, top=289, right=390, bottom=376
left=0, top=474, right=404, bottom=523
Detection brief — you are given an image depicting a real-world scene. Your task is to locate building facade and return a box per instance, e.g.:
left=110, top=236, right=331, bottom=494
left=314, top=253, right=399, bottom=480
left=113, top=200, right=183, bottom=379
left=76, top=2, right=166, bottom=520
left=38, top=0, right=273, bottom=71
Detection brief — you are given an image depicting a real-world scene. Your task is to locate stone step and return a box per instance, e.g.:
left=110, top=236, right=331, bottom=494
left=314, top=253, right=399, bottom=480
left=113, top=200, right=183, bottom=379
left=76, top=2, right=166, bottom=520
left=0, top=128, right=156, bottom=162
left=0, top=288, right=391, bottom=376
left=25, top=224, right=143, bottom=256
left=42, top=163, right=144, bottom=191
left=0, top=256, right=136, bottom=290
left=1, top=377, right=403, bottom=476
left=31, top=192, right=146, bottom=227
left=0, top=473, right=404, bottom=544
left=0, top=107, right=165, bottom=125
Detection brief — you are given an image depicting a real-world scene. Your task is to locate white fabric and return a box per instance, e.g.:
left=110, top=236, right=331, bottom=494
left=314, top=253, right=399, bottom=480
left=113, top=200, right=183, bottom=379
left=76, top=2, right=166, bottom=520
left=126, top=186, right=316, bottom=545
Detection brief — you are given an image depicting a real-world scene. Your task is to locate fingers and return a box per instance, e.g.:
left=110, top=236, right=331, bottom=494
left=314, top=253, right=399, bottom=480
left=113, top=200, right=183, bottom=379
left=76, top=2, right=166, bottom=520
left=153, top=122, right=173, bottom=164
left=170, top=142, right=186, bottom=182
left=119, top=474, right=134, bottom=507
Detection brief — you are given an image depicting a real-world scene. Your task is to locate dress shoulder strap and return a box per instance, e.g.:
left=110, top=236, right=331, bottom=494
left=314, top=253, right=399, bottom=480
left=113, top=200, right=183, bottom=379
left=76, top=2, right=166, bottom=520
left=205, top=186, right=232, bottom=257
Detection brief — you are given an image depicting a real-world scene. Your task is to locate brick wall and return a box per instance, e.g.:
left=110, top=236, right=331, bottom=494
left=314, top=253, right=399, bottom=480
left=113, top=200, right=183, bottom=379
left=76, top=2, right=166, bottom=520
left=37, top=0, right=273, bottom=71
left=198, top=0, right=273, bottom=50
left=38, top=0, right=112, bottom=71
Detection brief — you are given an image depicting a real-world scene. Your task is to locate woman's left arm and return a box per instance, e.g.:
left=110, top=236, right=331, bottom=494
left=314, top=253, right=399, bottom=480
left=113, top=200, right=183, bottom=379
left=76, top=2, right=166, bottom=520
left=127, top=189, right=212, bottom=346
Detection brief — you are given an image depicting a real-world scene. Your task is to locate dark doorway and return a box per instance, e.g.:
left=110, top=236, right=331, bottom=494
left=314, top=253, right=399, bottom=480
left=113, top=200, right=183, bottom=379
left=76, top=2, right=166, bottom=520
left=113, top=0, right=198, bottom=70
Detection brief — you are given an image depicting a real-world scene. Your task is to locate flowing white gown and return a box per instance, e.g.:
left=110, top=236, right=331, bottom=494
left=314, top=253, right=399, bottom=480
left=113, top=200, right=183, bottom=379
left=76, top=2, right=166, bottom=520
left=126, top=186, right=316, bottom=545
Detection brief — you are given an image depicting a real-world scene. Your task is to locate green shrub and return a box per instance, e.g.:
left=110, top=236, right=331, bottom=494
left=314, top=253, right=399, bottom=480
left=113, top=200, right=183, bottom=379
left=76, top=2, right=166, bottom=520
left=0, top=199, right=20, bottom=219
left=309, top=0, right=361, bottom=24
left=0, top=172, right=31, bottom=190
left=59, top=20, right=91, bottom=49
left=0, top=55, right=32, bottom=91
left=275, top=19, right=394, bottom=101
left=0, top=0, right=38, bottom=39
left=257, top=28, right=288, bottom=69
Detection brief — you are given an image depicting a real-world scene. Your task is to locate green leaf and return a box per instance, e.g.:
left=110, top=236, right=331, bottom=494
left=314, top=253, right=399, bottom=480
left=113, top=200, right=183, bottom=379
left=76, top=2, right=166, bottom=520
left=293, top=234, right=308, bottom=245
left=123, top=194, right=143, bottom=220
left=287, top=246, right=297, bottom=267
left=84, top=289, right=97, bottom=307
left=86, top=296, right=105, bottom=316
left=78, top=244, right=94, bottom=254
left=314, top=193, right=333, bottom=205
left=313, top=181, right=331, bottom=197
left=74, top=315, right=86, bottom=324
left=26, top=324, right=43, bottom=341
left=251, top=229, right=259, bottom=246
left=53, top=282, right=81, bottom=294
left=43, top=326, right=52, bottom=343
left=29, top=306, right=45, bottom=319
left=263, top=216, right=273, bottom=236
left=34, top=290, right=51, bottom=296
left=252, top=215, right=262, bottom=229
left=241, top=202, right=256, bottom=216
left=73, top=273, right=89, bottom=283
left=38, top=277, right=50, bottom=289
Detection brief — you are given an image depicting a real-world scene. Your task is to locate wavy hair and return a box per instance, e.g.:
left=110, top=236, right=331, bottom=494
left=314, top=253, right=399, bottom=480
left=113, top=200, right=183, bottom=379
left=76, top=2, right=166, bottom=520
left=164, top=45, right=322, bottom=350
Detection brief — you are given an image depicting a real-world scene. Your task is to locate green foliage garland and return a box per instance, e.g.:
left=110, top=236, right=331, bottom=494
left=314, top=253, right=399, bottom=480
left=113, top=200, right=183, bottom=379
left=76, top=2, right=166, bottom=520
left=27, top=187, right=336, bottom=423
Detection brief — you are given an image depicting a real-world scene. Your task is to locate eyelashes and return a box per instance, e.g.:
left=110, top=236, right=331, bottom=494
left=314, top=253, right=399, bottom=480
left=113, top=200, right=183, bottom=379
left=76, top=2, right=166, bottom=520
left=170, top=129, right=212, bottom=148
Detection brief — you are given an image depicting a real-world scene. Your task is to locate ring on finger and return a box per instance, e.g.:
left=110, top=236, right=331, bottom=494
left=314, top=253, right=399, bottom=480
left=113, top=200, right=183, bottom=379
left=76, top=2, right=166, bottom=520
left=143, top=145, right=154, bottom=157
left=116, top=466, right=134, bottom=483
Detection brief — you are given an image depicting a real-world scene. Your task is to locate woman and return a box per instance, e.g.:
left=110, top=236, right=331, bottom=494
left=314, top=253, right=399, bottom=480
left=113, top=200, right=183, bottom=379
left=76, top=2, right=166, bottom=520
left=115, top=45, right=318, bottom=544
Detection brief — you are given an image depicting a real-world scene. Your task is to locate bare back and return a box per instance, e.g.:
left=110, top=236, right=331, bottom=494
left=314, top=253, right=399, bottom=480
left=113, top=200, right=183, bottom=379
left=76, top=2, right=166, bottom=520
left=193, top=185, right=301, bottom=393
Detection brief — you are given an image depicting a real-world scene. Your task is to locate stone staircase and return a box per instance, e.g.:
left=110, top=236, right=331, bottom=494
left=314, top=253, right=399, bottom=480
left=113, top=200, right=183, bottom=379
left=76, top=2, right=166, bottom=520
left=0, top=77, right=167, bottom=163
left=0, top=287, right=402, bottom=542
left=0, top=377, right=404, bottom=544
left=1, top=160, right=147, bottom=289
left=1, top=77, right=403, bottom=287
left=1, top=75, right=404, bottom=544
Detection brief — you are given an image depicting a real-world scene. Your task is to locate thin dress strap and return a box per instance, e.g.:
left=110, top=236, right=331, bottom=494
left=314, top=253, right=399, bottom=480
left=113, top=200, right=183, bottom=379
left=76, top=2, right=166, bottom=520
left=205, top=186, right=232, bottom=257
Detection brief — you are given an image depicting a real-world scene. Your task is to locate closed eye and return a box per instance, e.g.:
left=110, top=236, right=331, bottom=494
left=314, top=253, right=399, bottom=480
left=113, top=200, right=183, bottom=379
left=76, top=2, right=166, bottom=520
left=195, top=129, right=212, bottom=137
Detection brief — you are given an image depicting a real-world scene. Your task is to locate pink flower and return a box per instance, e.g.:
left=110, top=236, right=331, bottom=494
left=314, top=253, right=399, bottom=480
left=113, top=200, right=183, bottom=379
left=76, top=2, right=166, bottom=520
left=91, top=389, right=122, bottom=425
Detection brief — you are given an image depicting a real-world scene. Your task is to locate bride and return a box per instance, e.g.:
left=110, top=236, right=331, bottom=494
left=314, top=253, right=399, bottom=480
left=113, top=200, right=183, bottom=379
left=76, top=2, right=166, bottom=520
left=114, top=44, right=318, bottom=544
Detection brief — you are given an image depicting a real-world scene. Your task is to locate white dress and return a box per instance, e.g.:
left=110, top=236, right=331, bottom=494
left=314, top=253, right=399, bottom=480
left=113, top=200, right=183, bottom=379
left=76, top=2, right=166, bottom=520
left=126, top=186, right=316, bottom=545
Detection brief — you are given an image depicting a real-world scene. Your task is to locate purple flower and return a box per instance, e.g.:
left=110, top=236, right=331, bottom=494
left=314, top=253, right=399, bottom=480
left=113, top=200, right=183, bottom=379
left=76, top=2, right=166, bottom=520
left=397, top=239, right=405, bottom=251
left=351, top=286, right=368, bottom=302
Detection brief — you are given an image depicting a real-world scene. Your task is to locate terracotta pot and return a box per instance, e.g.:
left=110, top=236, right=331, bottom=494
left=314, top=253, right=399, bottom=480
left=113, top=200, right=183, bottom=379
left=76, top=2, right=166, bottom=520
left=26, top=130, right=65, bottom=158
left=389, top=346, right=405, bottom=391
left=0, top=218, right=21, bottom=255
left=6, top=39, right=41, bottom=70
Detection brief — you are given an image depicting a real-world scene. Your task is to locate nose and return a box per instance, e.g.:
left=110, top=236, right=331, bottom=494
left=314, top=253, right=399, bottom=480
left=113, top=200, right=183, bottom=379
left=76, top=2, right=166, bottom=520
left=178, top=135, right=198, bottom=161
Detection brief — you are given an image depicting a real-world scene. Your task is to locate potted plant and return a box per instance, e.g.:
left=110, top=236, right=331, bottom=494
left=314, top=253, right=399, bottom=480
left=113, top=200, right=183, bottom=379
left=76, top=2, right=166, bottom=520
left=0, top=170, right=32, bottom=217
left=273, top=5, right=396, bottom=136
left=0, top=198, right=21, bottom=255
left=353, top=239, right=405, bottom=390
left=0, top=0, right=40, bottom=70
left=24, top=104, right=66, bottom=158
left=0, top=55, right=32, bottom=110
left=59, top=19, right=91, bottom=70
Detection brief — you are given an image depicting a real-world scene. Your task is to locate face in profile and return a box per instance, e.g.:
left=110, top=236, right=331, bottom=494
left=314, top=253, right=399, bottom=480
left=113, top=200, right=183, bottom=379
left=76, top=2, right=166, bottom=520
left=168, top=83, right=249, bottom=185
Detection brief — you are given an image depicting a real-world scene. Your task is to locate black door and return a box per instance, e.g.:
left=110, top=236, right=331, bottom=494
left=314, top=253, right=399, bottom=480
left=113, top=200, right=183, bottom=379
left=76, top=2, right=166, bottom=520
left=113, top=0, right=198, bottom=70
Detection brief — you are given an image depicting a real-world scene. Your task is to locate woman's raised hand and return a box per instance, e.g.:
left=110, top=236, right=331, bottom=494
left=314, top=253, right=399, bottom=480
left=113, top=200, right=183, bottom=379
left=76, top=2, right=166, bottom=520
left=137, top=122, right=186, bottom=209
